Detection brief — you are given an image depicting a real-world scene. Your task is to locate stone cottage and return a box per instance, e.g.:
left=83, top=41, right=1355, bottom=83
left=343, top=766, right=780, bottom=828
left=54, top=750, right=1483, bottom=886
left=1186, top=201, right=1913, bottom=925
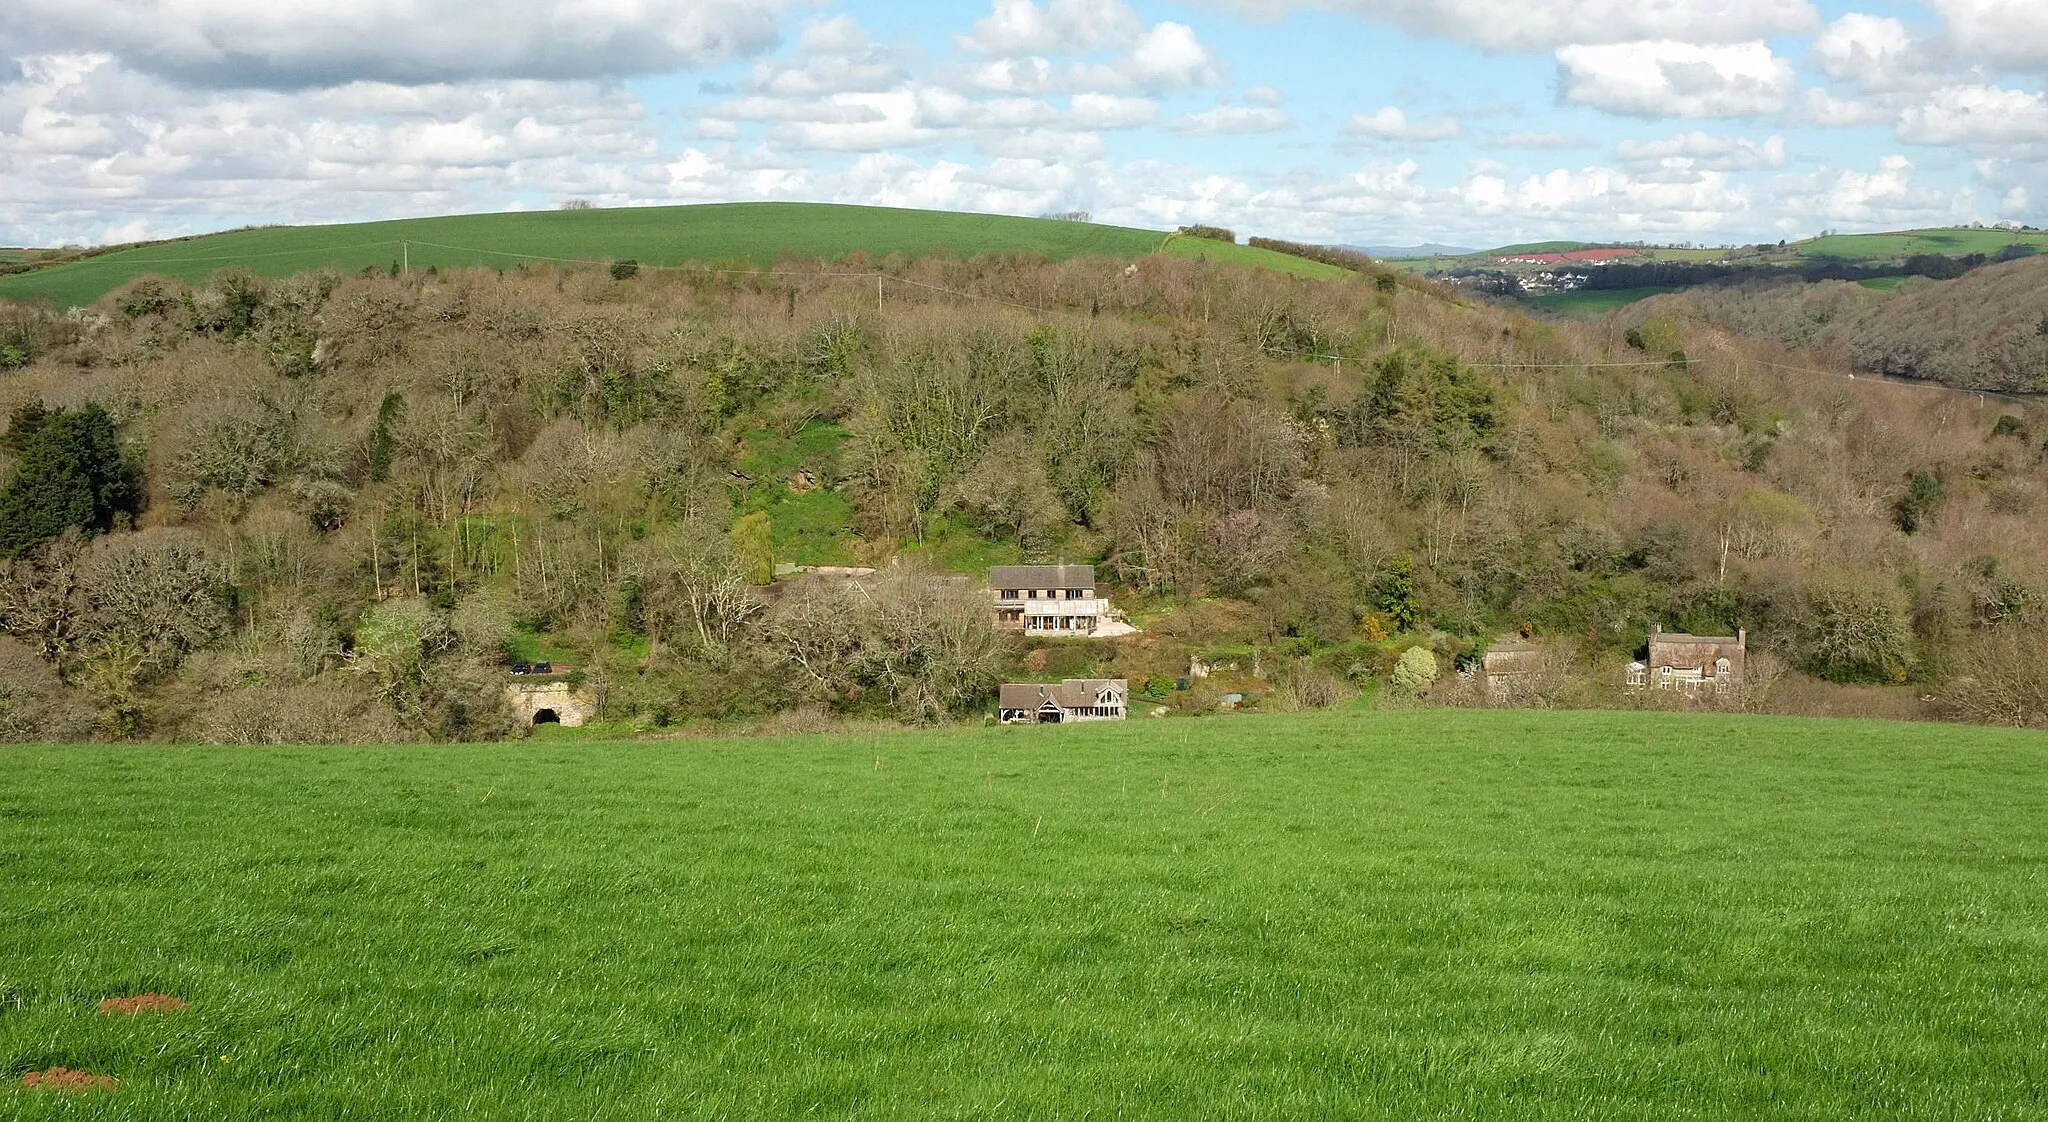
left=1481, top=639, right=1546, bottom=698
left=1628, top=625, right=1747, bottom=693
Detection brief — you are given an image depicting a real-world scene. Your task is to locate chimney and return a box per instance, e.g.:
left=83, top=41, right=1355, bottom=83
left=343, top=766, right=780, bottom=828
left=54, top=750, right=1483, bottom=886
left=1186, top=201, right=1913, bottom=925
left=1651, top=624, right=1661, bottom=638
left=1738, top=628, right=1747, bottom=650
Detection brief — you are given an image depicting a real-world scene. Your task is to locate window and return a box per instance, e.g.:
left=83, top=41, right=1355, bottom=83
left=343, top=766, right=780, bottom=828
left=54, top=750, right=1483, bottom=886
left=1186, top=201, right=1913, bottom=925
left=1002, top=589, right=1018, bottom=598
left=1027, top=589, right=1038, bottom=599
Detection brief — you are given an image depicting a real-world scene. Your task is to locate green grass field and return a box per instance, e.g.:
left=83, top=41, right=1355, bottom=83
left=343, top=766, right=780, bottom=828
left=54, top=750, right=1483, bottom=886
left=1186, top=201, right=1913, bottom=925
left=1523, top=286, right=1679, bottom=316
left=4, top=710, right=2045, bottom=1119
left=0, top=204, right=1342, bottom=308
left=1800, top=227, right=2048, bottom=262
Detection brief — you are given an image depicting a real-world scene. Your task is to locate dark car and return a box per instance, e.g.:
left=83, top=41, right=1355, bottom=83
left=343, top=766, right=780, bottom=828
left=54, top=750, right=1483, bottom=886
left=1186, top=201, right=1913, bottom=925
left=532, top=661, right=552, bottom=675
left=511, top=662, right=532, bottom=675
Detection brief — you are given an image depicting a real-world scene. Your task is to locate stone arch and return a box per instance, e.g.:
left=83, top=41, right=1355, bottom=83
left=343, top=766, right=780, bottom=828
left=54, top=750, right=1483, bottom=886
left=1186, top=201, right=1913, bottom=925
left=505, top=682, right=593, bottom=729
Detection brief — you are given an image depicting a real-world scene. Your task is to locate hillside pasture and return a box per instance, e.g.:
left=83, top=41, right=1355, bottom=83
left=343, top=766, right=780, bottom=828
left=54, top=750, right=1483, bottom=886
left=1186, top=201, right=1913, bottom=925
left=4, top=710, right=2045, bottom=1119
left=1800, top=227, right=2048, bottom=262
left=0, top=203, right=1343, bottom=309
left=1523, top=285, right=1679, bottom=316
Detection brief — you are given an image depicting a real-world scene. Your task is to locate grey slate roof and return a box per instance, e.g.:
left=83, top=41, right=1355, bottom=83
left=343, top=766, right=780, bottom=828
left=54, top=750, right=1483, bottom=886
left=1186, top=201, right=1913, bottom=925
left=989, top=564, right=1095, bottom=589
left=998, top=679, right=1126, bottom=710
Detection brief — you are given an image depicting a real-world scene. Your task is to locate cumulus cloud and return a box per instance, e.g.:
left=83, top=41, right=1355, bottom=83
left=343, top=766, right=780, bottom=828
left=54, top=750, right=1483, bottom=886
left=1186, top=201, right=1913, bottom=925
left=1556, top=41, right=1796, bottom=119
left=4, top=0, right=789, bottom=89
left=1898, top=85, right=2048, bottom=146
left=0, top=53, right=661, bottom=242
left=1166, top=104, right=1292, bottom=134
left=1929, top=0, right=2048, bottom=69
left=1767, top=154, right=1965, bottom=230
left=1343, top=106, right=1463, bottom=143
left=1617, top=131, right=1788, bottom=171
left=742, top=16, right=907, bottom=98
left=1073, top=23, right=1228, bottom=90
left=1485, top=130, right=1597, bottom=150
left=950, top=9, right=1220, bottom=93
left=1814, top=15, right=1920, bottom=89
left=1198, top=0, right=1818, bottom=52
left=1802, top=88, right=1896, bottom=128
left=957, top=0, right=1145, bottom=56
left=1069, top=93, right=1157, bottom=128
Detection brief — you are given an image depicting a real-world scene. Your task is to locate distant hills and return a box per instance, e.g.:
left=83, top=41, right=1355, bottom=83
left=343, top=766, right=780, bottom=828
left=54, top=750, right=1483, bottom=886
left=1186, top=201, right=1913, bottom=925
left=0, top=203, right=1347, bottom=308
left=1350, top=243, right=1473, bottom=259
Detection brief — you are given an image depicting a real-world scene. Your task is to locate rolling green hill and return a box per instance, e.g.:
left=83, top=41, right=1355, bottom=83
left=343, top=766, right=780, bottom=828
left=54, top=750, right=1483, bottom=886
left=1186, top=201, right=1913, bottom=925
left=0, top=203, right=1343, bottom=308
left=5, top=709, right=2045, bottom=1118
left=1485, top=240, right=1600, bottom=255
left=1799, top=226, right=2048, bottom=261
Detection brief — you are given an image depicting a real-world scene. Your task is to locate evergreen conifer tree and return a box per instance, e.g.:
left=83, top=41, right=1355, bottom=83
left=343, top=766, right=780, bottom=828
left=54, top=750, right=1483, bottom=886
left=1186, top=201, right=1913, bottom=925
left=0, top=403, right=139, bottom=558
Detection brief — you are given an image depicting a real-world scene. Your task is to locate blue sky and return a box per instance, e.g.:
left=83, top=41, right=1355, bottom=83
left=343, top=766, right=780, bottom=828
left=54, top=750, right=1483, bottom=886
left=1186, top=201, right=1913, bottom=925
left=3, top=0, right=2044, bottom=247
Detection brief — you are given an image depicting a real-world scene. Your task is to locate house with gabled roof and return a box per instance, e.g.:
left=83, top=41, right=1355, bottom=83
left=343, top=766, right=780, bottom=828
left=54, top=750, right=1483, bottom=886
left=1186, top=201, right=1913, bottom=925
left=997, top=679, right=1128, bottom=724
left=989, top=564, right=1110, bottom=637
left=1629, top=625, right=1746, bottom=693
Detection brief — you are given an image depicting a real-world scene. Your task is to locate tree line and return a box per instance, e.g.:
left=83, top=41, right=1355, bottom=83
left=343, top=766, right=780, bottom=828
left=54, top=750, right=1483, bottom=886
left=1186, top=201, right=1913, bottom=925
left=2, top=248, right=2045, bottom=740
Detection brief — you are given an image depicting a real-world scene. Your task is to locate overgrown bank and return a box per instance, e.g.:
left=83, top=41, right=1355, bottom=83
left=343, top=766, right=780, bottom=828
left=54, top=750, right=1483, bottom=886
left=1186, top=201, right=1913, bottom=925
left=2, top=248, right=2046, bottom=741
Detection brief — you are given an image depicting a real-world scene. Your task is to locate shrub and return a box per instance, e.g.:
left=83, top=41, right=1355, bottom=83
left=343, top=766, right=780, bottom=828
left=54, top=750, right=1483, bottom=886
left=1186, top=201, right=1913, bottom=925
left=1389, top=646, right=1438, bottom=697
left=730, top=512, right=775, bottom=585
left=1177, top=225, right=1236, bottom=243
left=1894, top=471, right=1945, bottom=534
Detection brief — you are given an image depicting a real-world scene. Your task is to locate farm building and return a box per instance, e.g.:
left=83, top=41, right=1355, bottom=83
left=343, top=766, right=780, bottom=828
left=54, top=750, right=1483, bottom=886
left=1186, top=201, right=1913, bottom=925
left=1628, top=625, right=1746, bottom=693
left=997, top=679, right=1129, bottom=724
left=1481, top=639, right=1546, bottom=698
left=990, top=564, right=1113, bottom=636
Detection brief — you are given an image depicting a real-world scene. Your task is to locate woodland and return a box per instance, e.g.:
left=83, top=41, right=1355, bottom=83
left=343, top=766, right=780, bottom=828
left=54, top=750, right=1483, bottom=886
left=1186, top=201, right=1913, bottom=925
left=1, top=249, right=2046, bottom=741
left=1649, top=254, right=2048, bottom=393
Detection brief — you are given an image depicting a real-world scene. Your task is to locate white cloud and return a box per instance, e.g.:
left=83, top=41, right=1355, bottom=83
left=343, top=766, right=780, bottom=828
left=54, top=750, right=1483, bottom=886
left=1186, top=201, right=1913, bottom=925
left=1167, top=105, right=1292, bottom=133
left=1801, top=88, right=1896, bottom=128
left=1617, top=131, right=1788, bottom=171
left=953, top=15, right=1226, bottom=93
left=1199, top=0, right=1818, bottom=52
left=1485, top=130, right=1597, bottom=150
left=1084, top=23, right=1228, bottom=90
left=0, top=53, right=661, bottom=242
left=1766, top=154, right=1963, bottom=230
left=4, top=0, right=789, bottom=89
left=1928, top=0, right=2048, bottom=69
left=1343, top=106, right=1463, bottom=142
left=1245, top=85, right=1285, bottom=106
left=1898, top=85, right=2048, bottom=146
left=1814, top=14, right=1923, bottom=90
left=742, top=16, right=906, bottom=98
left=957, top=0, right=1144, bottom=56
left=1069, top=93, right=1157, bottom=128
left=1556, top=41, right=1796, bottom=119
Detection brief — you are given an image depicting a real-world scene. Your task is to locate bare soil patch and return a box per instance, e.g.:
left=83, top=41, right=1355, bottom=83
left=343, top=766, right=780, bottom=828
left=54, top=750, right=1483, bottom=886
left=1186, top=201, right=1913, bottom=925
left=22, top=1068, right=119, bottom=1092
left=99, top=993, right=188, bottom=1016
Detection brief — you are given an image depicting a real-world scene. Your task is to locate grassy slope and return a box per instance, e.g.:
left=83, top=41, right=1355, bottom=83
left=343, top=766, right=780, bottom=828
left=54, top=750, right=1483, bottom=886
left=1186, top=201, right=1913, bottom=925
left=4, top=710, right=2045, bottom=1119
left=0, top=204, right=1342, bottom=308
left=1522, top=285, right=1680, bottom=316
left=1800, top=227, right=2048, bottom=261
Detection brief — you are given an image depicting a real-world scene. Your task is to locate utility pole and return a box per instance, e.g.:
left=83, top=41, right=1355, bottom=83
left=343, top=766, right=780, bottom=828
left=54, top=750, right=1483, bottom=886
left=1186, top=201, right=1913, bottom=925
left=877, top=275, right=884, bottom=316
left=401, top=241, right=408, bottom=273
